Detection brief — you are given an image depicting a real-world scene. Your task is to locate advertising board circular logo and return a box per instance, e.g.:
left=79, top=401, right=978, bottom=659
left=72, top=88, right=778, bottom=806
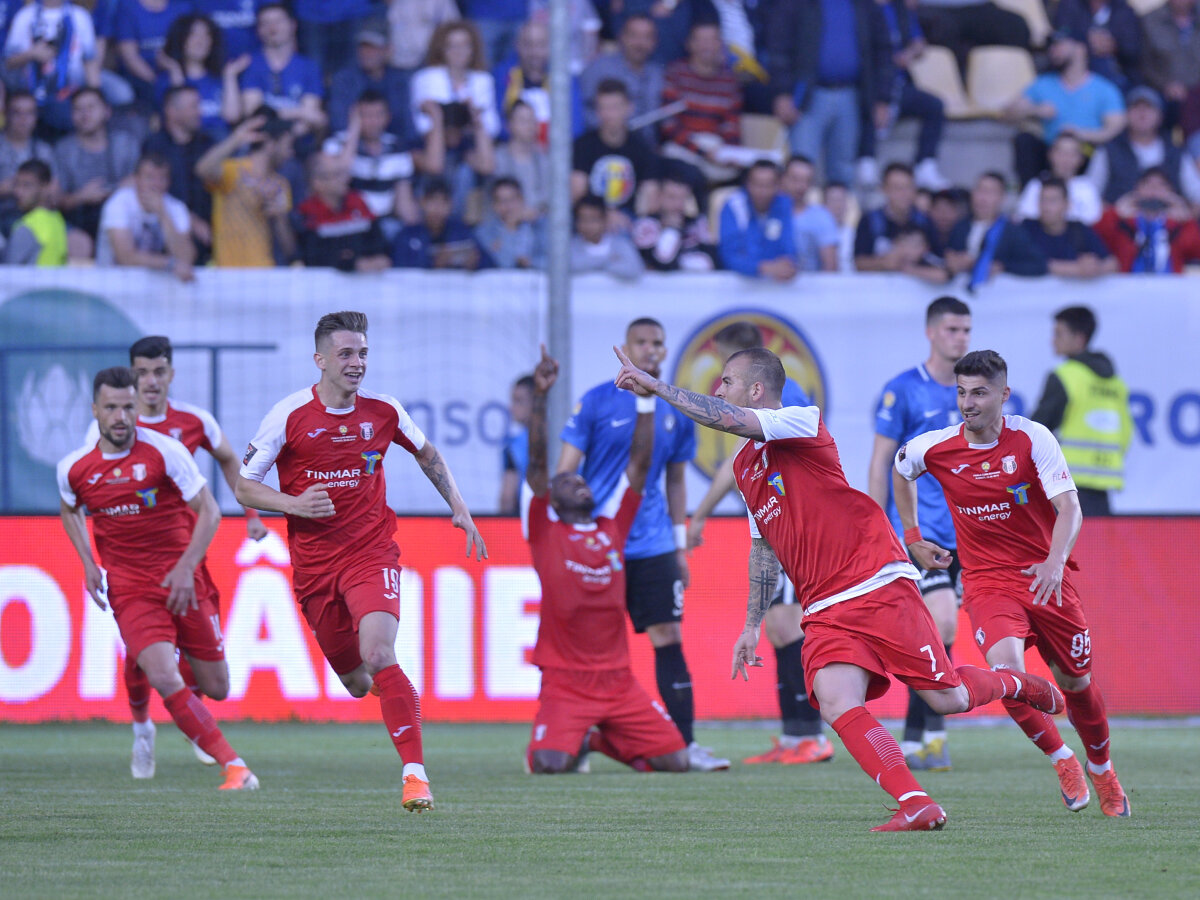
left=671, top=310, right=828, bottom=479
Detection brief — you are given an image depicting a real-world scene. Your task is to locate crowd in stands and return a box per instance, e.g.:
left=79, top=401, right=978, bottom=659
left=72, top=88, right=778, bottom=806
left=3, top=0, right=1200, bottom=280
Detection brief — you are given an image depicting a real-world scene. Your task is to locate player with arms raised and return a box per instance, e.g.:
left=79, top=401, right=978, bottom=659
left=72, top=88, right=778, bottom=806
left=613, top=345, right=1064, bottom=831
left=59, top=367, right=258, bottom=790
left=893, top=349, right=1130, bottom=817
left=235, top=311, right=487, bottom=813
left=524, top=347, right=688, bottom=775
left=87, top=335, right=269, bottom=775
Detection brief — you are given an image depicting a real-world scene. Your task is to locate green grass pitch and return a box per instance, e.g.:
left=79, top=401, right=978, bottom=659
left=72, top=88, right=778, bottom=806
left=2, top=721, right=1197, bottom=899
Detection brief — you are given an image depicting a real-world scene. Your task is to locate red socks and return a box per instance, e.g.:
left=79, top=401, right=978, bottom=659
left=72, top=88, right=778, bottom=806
left=374, top=664, right=424, bottom=765
left=1001, top=698, right=1066, bottom=754
left=124, top=655, right=151, bottom=723
left=832, top=706, right=926, bottom=805
left=162, top=687, right=236, bottom=766
left=1065, top=680, right=1111, bottom=766
left=955, top=664, right=1024, bottom=708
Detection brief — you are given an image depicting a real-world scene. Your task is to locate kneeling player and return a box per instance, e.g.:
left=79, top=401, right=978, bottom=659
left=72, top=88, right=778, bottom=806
left=524, top=347, right=687, bottom=774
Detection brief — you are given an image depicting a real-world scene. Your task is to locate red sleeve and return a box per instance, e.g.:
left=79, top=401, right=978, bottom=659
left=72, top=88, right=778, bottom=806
left=660, top=66, right=682, bottom=144
left=527, top=493, right=550, bottom=546
left=348, top=191, right=375, bottom=220
left=1092, top=209, right=1133, bottom=272
left=1175, top=220, right=1200, bottom=269
left=609, top=486, right=642, bottom=545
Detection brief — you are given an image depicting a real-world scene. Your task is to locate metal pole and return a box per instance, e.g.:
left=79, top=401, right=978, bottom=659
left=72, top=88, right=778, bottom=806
left=546, top=0, right=573, bottom=466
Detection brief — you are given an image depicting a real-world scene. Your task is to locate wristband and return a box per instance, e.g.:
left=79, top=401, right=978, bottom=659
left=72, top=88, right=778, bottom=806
left=903, top=527, right=923, bottom=546
left=635, top=394, right=656, bottom=414
left=674, top=524, right=688, bottom=550
left=245, top=508, right=261, bottom=520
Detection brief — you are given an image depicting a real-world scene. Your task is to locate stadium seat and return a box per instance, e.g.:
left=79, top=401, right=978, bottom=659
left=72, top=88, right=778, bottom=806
left=992, top=0, right=1053, bottom=48
left=966, top=47, right=1037, bottom=115
left=908, top=45, right=977, bottom=119
left=1127, top=0, right=1166, bottom=13
left=740, top=113, right=787, bottom=152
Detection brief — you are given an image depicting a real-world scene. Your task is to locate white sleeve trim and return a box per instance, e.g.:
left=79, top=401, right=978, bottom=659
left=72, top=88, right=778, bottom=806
left=751, top=406, right=821, bottom=442
left=1011, top=417, right=1077, bottom=500
left=240, top=387, right=310, bottom=482
left=745, top=506, right=761, bottom=539
left=361, top=388, right=427, bottom=452
left=519, top=480, right=557, bottom=540
left=894, top=425, right=957, bottom=481
left=83, top=419, right=100, bottom=448
left=171, top=399, right=223, bottom=451
left=141, top=429, right=206, bottom=501
left=56, top=445, right=92, bottom=508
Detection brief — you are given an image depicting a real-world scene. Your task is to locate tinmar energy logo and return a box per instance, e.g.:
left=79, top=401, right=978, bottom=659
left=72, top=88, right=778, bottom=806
left=672, top=309, right=828, bottom=479
left=0, top=290, right=141, bottom=511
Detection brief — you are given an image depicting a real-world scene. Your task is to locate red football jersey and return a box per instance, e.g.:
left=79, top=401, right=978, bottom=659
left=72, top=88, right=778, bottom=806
left=734, top=406, right=917, bottom=617
left=57, top=428, right=207, bottom=582
left=522, top=480, right=641, bottom=671
left=239, top=386, right=425, bottom=571
left=895, top=415, right=1078, bottom=591
left=86, top=398, right=222, bottom=457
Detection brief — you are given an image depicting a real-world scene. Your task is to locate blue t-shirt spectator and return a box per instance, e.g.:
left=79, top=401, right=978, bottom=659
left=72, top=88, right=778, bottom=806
left=154, top=71, right=229, bottom=138
left=719, top=190, right=797, bottom=276
left=114, top=0, right=193, bottom=73
left=195, top=0, right=262, bottom=59
left=792, top=204, right=839, bottom=271
left=1020, top=219, right=1112, bottom=261
left=1023, top=73, right=1125, bottom=143
left=392, top=219, right=492, bottom=269
left=240, top=49, right=324, bottom=112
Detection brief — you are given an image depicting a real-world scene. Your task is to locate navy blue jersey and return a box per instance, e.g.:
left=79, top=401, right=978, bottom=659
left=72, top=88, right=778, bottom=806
left=874, top=364, right=958, bottom=549
left=561, top=381, right=696, bottom=559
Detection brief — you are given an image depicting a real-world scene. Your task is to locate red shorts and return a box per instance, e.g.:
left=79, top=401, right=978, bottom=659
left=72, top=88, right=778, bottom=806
left=108, top=575, right=224, bottom=666
left=964, top=576, right=1093, bottom=676
left=529, top=668, right=685, bottom=763
left=801, top=578, right=960, bottom=710
left=195, top=560, right=220, bottom=610
left=292, top=550, right=403, bottom=675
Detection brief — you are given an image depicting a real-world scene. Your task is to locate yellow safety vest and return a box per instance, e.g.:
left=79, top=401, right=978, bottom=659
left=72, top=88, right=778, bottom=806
left=16, top=207, right=68, bottom=266
left=1056, top=359, right=1132, bottom=492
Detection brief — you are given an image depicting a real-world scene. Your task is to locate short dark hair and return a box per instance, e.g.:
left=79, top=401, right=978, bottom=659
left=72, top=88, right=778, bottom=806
left=490, top=175, right=523, bottom=197
left=421, top=177, right=452, bottom=200
left=16, top=158, right=52, bottom=184
left=746, top=159, right=779, bottom=181
left=786, top=154, right=815, bottom=170
left=713, top=321, right=763, bottom=352
left=93, top=366, right=137, bottom=400
left=979, top=170, right=1007, bottom=190
left=595, top=78, right=629, bottom=99
left=135, top=152, right=170, bottom=174
left=824, top=181, right=849, bottom=193
left=129, top=335, right=173, bottom=364
left=574, top=194, right=606, bottom=218
left=883, top=162, right=914, bottom=182
left=506, top=99, right=532, bottom=118
left=926, top=296, right=971, bottom=325
left=1040, top=176, right=1068, bottom=199
left=356, top=87, right=387, bottom=107
left=930, top=189, right=958, bottom=206
left=627, top=316, right=664, bottom=336
left=954, top=349, right=1008, bottom=382
left=5, top=89, right=36, bottom=111
left=71, top=87, right=107, bottom=107
left=895, top=223, right=928, bottom=242
left=1137, top=165, right=1171, bottom=186
left=727, top=348, right=785, bottom=398
left=163, top=84, right=200, bottom=108
left=257, top=2, right=292, bottom=22
left=514, top=374, right=535, bottom=391
left=314, top=311, right=369, bottom=350
left=1054, top=305, right=1096, bottom=344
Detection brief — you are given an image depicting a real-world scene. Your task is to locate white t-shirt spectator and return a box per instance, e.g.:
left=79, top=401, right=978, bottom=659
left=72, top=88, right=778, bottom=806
left=96, top=186, right=190, bottom=266
left=4, top=2, right=97, bottom=91
left=1016, top=176, right=1103, bottom=225
left=410, top=67, right=500, bottom=137
left=323, top=132, right=415, bottom=218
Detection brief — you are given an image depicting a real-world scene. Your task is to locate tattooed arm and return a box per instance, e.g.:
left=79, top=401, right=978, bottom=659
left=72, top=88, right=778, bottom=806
left=526, top=345, right=558, bottom=497
left=415, top=439, right=488, bottom=559
left=731, top=537, right=781, bottom=680
left=613, top=346, right=765, bottom=440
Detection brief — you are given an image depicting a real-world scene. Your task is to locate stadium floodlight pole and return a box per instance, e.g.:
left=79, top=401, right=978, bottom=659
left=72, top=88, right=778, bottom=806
left=546, top=0, right=573, bottom=464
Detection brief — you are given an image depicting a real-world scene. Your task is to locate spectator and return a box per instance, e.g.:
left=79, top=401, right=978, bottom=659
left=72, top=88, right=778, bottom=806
left=1093, top=166, right=1200, bottom=272
left=945, top=171, right=1048, bottom=288
left=294, top=152, right=391, bottom=273
left=579, top=14, right=663, bottom=141
left=392, top=177, right=489, bottom=269
left=631, top=174, right=719, bottom=271
left=1005, top=28, right=1126, bottom=187
left=862, top=0, right=950, bottom=191
left=142, top=85, right=217, bottom=255
left=411, top=21, right=501, bottom=139
left=767, top=0, right=888, bottom=188
left=527, top=0, right=601, bottom=76
left=1020, top=176, right=1118, bottom=278
left=474, top=175, right=545, bottom=268
left=462, top=0, right=529, bottom=70
left=324, top=89, right=434, bottom=236
left=719, top=160, right=797, bottom=281
left=494, top=20, right=584, bottom=144
left=3, top=0, right=101, bottom=133
left=781, top=154, right=839, bottom=272
left=96, top=152, right=195, bottom=280
left=854, top=161, right=932, bottom=270
left=1052, top=0, right=1141, bottom=92
left=1016, top=132, right=1103, bottom=225
left=434, top=89, right=497, bottom=222
left=328, top=24, right=417, bottom=147
left=709, top=0, right=774, bottom=111
left=571, top=79, right=663, bottom=231
left=916, top=1, right=1030, bottom=73
left=660, top=22, right=743, bottom=185
left=157, top=13, right=244, bottom=140
left=195, top=110, right=296, bottom=267
left=3, top=159, right=67, bottom=265
left=113, top=0, right=192, bottom=107
left=0, top=91, right=57, bottom=231
left=239, top=3, right=326, bottom=135
left=387, top=0, right=460, bottom=71
left=494, top=100, right=550, bottom=218
left=889, top=221, right=951, bottom=283
left=610, top=0, right=709, bottom=66
left=195, top=0, right=263, bottom=60
left=1140, top=0, right=1200, bottom=133
left=498, top=373, right=534, bottom=515
left=292, top=0, right=374, bottom=79
left=569, top=193, right=644, bottom=279
left=54, top=88, right=140, bottom=242
left=1087, top=87, right=1200, bottom=206
left=823, top=180, right=857, bottom=272
left=927, top=186, right=966, bottom=258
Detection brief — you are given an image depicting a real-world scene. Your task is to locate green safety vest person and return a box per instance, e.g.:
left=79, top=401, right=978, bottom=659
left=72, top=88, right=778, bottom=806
left=1054, top=359, right=1132, bottom=491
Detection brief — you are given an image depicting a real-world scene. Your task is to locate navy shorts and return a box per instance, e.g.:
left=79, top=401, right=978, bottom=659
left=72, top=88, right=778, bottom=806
left=624, top=551, right=683, bottom=632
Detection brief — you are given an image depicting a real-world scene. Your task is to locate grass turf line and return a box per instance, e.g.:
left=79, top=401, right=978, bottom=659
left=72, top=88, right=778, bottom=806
left=1, top=722, right=1196, bottom=899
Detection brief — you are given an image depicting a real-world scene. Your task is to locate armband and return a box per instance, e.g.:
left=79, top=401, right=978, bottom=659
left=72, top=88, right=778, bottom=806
left=635, top=394, right=656, bottom=414
left=674, top=524, right=688, bottom=550
left=903, top=527, right=923, bottom=546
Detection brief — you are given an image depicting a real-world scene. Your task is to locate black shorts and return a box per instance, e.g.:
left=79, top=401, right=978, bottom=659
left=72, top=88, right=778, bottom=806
left=624, top=551, right=684, bottom=632
left=913, top=549, right=963, bottom=602
left=769, top=572, right=798, bottom=608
